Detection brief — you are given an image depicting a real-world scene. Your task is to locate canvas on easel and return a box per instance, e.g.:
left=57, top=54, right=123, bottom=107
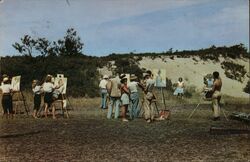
left=52, top=74, right=70, bottom=118
left=11, top=76, right=29, bottom=115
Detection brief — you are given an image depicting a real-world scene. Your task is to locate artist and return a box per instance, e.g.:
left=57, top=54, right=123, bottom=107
left=211, top=71, right=222, bottom=120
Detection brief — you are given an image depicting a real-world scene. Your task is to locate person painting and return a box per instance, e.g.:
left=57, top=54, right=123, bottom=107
left=143, top=71, right=156, bottom=123
left=211, top=71, right=222, bottom=120
left=42, top=75, right=56, bottom=119
left=120, top=77, right=130, bottom=122
left=173, top=77, right=185, bottom=98
left=32, top=80, right=42, bottom=118
left=0, top=76, right=13, bottom=119
left=99, top=75, right=109, bottom=109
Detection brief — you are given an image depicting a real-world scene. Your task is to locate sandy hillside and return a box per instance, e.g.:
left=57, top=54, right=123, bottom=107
left=139, top=56, right=249, bottom=98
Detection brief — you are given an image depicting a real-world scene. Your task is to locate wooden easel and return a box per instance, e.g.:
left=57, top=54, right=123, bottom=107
left=52, top=94, right=70, bottom=118
left=12, top=91, right=29, bottom=116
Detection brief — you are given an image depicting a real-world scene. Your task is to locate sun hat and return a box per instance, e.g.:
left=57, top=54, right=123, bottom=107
left=119, top=73, right=126, bottom=79
left=103, top=75, right=109, bottom=79
left=3, top=77, right=9, bottom=82
left=130, top=74, right=138, bottom=81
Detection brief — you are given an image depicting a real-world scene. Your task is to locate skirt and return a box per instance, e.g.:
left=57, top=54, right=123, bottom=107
left=34, top=94, right=41, bottom=110
left=121, top=93, right=130, bottom=105
left=44, top=92, right=53, bottom=106
left=174, top=87, right=184, bottom=95
left=2, top=94, right=13, bottom=114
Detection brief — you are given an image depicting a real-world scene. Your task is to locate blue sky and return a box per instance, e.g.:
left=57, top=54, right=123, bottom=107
left=0, top=0, right=249, bottom=56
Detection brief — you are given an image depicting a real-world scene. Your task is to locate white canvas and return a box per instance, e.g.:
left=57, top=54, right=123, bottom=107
left=152, top=69, right=166, bottom=87
left=11, top=76, right=21, bottom=91
left=54, top=77, right=67, bottom=94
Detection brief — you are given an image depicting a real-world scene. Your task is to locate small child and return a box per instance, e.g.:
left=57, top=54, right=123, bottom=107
left=32, top=80, right=42, bottom=118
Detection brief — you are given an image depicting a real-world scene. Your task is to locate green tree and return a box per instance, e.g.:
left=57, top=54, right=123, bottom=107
left=12, top=35, right=36, bottom=57
left=57, top=28, right=84, bottom=56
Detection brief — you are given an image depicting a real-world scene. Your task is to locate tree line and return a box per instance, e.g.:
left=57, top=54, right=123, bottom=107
left=1, top=28, right=249, bottom=97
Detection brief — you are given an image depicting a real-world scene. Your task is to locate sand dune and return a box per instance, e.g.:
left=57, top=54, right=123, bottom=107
left=139, top=56, right=249, bottom=98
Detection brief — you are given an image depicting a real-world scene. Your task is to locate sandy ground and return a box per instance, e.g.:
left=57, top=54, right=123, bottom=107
left=0, top=101, right=249, bottom=161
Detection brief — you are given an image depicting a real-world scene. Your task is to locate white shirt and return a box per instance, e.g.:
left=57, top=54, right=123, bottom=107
left=128, top=81, right=139, bottom=93
left=99, top=79, right=108, bottom=89
left=32, top=85, right=41, bottom=94
left=0, top=84, right=12, bottom=93
left=43, top=82, right=55, bottom=93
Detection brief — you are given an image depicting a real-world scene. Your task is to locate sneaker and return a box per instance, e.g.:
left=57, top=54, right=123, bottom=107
left=146, top=119, right=151, bottom=123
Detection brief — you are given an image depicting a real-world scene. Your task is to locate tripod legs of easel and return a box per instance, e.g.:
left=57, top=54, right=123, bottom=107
left=12, top=91, right=29, bottom=116
left=188, top=101, right=228, bottom=121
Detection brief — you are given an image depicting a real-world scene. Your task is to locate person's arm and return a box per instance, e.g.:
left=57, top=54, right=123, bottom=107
left=123, top=86, right=130, bottom=94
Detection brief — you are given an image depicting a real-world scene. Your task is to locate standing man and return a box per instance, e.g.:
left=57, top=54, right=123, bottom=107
left=211, top=71, right=222, bottom=120
left=99, top=75, right=109, bottom=109
left=128, top=74, right=141, bottom=120
left=107, top=74, right=124, bottom=119
left=143, top=71, right=156, bottom=123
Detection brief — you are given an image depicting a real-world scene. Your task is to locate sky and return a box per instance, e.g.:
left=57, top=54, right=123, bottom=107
left=0, top=0, right=249, bottom=56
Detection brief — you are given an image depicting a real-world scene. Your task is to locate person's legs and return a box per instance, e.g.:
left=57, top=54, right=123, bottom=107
left=107, top=97, right=114, bottom=119
left=144, top=98, right=151, bottom=122
left=52, top=104, right=56, bottom=119
left=212, top=91, right=221, bottom=119
left=44, top=103, right=48, bottom=118
left=130, top=93, right=139, bottom=119
left=149, top=101, right=155, bottom=121
left=103, top=92, right=107, bottom=109
left=114, top=98, right=120, bottom=119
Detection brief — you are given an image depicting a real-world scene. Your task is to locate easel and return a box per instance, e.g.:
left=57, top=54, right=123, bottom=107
left=52, top=94, right=70, bottom=118
left=12, top=91, right=29, bottom=116
left=188, top=93, right=228, bottom=120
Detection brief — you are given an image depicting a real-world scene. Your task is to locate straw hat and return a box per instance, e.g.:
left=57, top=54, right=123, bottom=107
left=143, top=72, right=150, bottom=78
left=103, top=75, right=109, bottom=79
left=130, top=74, right=137, bottom=81
left=3, top=77, right=9, bottom=82
left=119, top=73, right=126, bottom=79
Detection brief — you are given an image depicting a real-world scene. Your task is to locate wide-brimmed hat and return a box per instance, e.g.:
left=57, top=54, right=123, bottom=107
left=3, top=77, right=9, bottom=82
left=119, top=73, right=126, bottom=79
left=103, top=75, right=109, bottom=79
left=130, top=74, right=137, bottom=81
left=143, top=72, right=150, bottom=78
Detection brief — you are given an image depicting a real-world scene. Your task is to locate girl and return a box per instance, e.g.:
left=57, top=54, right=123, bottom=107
left=0, top=76, right=13, bottom=119
left=42, top=75, right=56, bottom=119
left=32, top=80, right=42, bottom=118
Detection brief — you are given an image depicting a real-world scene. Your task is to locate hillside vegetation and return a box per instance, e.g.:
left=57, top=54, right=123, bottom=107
left=1, top=29, right=249, bottom=97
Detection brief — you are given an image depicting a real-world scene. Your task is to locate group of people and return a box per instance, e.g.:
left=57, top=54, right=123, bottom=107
left=0, top=74, right=65, bottom=119
left=99, top=70, right=223, bottom=122
left=99, top=70, right=161, bottom=123
left=32, top=75, right=65, bottom=119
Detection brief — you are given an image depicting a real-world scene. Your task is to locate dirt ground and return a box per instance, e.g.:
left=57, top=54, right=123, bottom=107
left=0, top=102, right=249, bottom=162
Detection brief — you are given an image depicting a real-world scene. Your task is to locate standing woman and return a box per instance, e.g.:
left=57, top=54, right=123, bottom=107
left=120, top=77, right=130, bottom=122
left=42, top=75, right=55, bottom=118
left=32, top=80, right=42, bottom=118
left=0, top=76, right=13, bottom=119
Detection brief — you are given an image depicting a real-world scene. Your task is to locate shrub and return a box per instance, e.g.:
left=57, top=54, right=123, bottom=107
left=243, top=81, right=250, bottom=94
left=221, top=61, right=247, bottom=82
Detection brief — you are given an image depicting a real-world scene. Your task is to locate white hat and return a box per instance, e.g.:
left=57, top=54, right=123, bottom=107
left=3, top=77, right=8, bottom=82
left=103, top=75, right=109, bottom=79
